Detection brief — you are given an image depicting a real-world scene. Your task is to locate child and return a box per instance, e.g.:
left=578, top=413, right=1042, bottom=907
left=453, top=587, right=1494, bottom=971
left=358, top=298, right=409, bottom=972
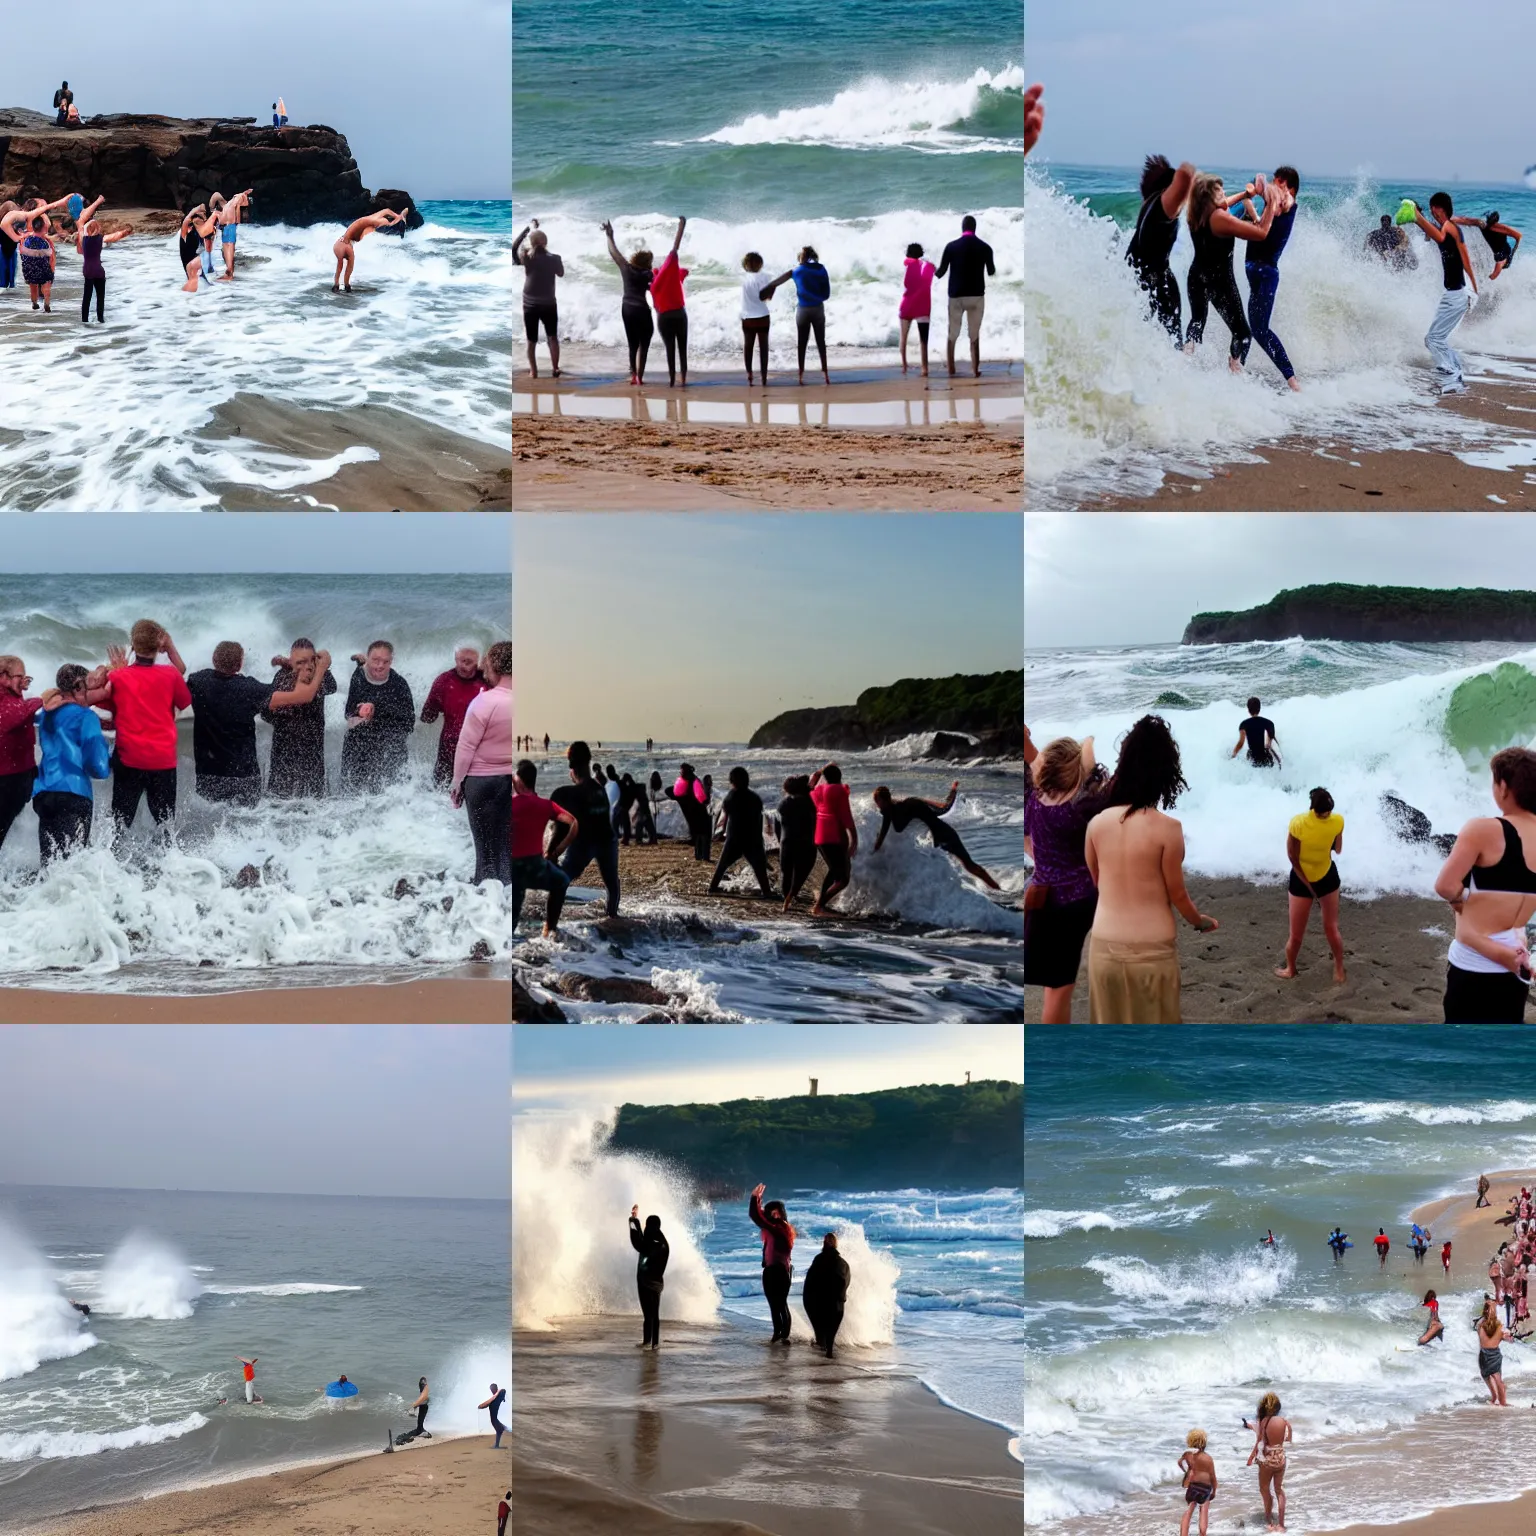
left=739, top=252, right=792, bottom=387
left=1178, top=1429, right=1217, bottom=1536
left=899, top=241, right=936, bottom=376
left=1441, top=1239, right=1452, bottom=1274
left=1418, top=1288, right=1443, bottom=1345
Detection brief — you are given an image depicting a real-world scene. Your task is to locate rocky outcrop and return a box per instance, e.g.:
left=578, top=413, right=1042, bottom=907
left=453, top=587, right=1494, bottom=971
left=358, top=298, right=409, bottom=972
left=0, top=108, right=423, bottom=228
left=1184, top=584, right=1536, bottom=644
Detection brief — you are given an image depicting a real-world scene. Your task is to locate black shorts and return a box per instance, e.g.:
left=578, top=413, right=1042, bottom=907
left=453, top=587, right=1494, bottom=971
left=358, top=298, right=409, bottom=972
left=1024, top=889, right=1096, bottom=989
left=1288, top=861, right=1340, bottom=899
left=741, top=316, right=770, bottom=334
left=931, top=820, right=969, bottom=861
left=1444, top=963, right=1530, bottom=1023
left=524, top=303, right=557, bottom=342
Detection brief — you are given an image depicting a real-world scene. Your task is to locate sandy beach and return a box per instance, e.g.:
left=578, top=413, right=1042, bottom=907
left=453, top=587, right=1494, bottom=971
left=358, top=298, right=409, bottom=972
left=11, top=1436, right=506, bottom=1536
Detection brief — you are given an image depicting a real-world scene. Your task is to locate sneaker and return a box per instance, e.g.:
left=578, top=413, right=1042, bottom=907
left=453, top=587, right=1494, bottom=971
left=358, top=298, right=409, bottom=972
left=1439, top=382, right=1468, bottom=396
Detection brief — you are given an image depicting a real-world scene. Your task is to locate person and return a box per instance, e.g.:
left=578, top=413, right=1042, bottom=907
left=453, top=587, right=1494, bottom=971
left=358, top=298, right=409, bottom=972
left=739, top=251, right=791, bottom=387
left=553, top=741, right=620, bottom=916
left=451, top=642, right=513, bottom=886
left=809, top=763, right=857, bottom=916
left=511, top=760, right=576, bottom=936
left=1327, top=1227, right=1349, bottom=1261
left=543, top=733, right=549, bottom=752
left=1276, top=787, right=1346, bottom=983
left=749, top=1184, right=795, bottom=1343
left=1365, top=214, right=1415, bottom=270
left=1434, top=747, right=1536, bottom=1021
left=775, top=774, right=818, bottom=910
left=1126, top=155, right=1195, bottom=343
left=263, top=640, right=337, bottom=798
left=1418, top=1289, right=1444, bottom=1345
left=32, top=664, right=111, bottom=865
left=872, top=780, right=1002, bottom=888
left=103, top=620, right=191, bottom=833
left=1182, top=173, right=1276, bottom=370
left=801, top=1232, right=850, bottom=1358
left=1241, top=166, right=1302, bottom=390
left=65, top=102, right=82, bottom=128
left=602, top=221, right=655, bottom=385
left=512, top=220, right=563, bottom=375
left=935, top=215, right=995, bottom=377
left=74, top=206, right=127, bottom=323
left=477, top=1383, right=506, bottom=1449
left=214, top=190, right=254, bottom=281
left=1024, top=726, right=1109, bottom=1023
left=628, top=1204, right=670, bottom=1350
left=666, top=763, right=712, bottom=862
left=1442, top=1239, right=1452, bottom=1274
left=707, top=766, right=773, bottom=897
left=1373, top=1228, right=1390, bottom=1267
left=1232, top=697, right=1280, bottom=767
left=1261, top=1230, right=1276, bottom=1247
left=603, top=763, right=622, bottom=835
left=1478, top=1298, right=1508, bottom=1406
left=1455, top=210, right=1521, bottom=280
left=1178, top=1429, right=1217, bottom=1536
left=19, top=216, right=57, bottom=312
left=178, top=204, right=209, bottom=293
left=498, top=1491, right=511, bottom=1536
left=68, top=1298, right=91, bottom=1317
left=1478, top=1173, right=1492, bottom=1208
left=1246, top=1391, right=1292, bottom=1531
left=1408, top=193, right=1477, bottom=395
left=0, top=656, right=42, bottom=853
left=332, top=208, right=407, bottom=292
left=1024, top=82, right=1044, bottom=157
left=53, top=82, right=74, bottom=125
left=651, top=217, right=690, bottom=387
left=899, top=242, right=937, bottom=376
left=421, top=646, right=489, bottom=789
left=791, top=246, right=832, bottom=385
left=400, top=1377, right=430, bottom=1442
left=626, top=774, right=656, bottom=844
left=339, top=643, right=415, bottom=793
left=238, top=1356, right=259, bottom=1405
left=188, top=641, right=331, bottom=805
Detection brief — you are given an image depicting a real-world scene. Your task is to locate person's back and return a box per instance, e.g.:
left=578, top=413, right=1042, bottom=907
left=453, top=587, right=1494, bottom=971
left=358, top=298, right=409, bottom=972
left=187, top=668, right=272, bottom=785
left=810, top=780, right=853, bottom=845
left=110, top=659, right=190, bottom=771
left=551, top=775, right=611, bottom=844
left=778, top=790, right=815, bottom=847
left=36, top=703, right=109, bottom=797
left=938, top=231, right=994, bottom=296
left=722, top=784, right=764, bottom=845
left=518, top=244, right=563, bottom=304
left=1086, top=805, right=1183, bottom=943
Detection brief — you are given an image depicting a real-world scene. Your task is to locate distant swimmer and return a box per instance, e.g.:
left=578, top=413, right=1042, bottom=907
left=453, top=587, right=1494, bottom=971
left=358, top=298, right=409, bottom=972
left=1232, top=698, right=1280, bottom=767
left=477, top=1382, right=507, bottom=1448
left=1441, top=1239, right=1452, bottom=1273
left=1406, top=193, right=1477, bottom=396
left=68, top=1298, right=91, bottom=1317
left=1260, top=1230, right=1276, bottom=1247
left=872, top=781, right=1002, bottom=889
left=1177, top=1428, right=1217, bottom=1536
left=333, top=209, right=408, bottom=292
left=1374, top=1228, right=1390, bottom=1267
left=238, top=1356, right=259, bottom=1404
left=1328, top=1227, right=1349, bottom=1260
left=1126, top=154, right=1196, bottom=344
left=1455, top=211, right=1521, bottom=280
left=1418, top=1289, right=1444, bottom=1345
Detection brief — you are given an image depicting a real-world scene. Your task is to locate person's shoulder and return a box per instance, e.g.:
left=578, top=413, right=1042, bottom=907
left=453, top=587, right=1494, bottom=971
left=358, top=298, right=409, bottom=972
left=1287, top=810, right=1308, bottom=835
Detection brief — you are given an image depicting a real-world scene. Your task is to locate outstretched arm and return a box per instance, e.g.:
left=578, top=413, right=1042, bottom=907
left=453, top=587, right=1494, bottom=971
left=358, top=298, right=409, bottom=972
left=925, top=781, right=959, bottom=814
left=603, top=225, right=629, bottom=270
left=671, top=215, right=686, bottom=254
left=79, top=194, right=105, bottom=223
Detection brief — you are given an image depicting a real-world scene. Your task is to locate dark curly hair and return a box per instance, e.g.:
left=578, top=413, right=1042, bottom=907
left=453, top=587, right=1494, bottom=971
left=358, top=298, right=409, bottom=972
left=1106, top=715, right=1188, bottom=817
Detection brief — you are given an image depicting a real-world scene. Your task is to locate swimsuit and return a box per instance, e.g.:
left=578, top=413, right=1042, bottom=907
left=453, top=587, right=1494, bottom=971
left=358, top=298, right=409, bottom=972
left=222, top=225, right=238, bottom=246
left=1480, top=1345, right=1503, bottom=1378
left=1185, top=1483, right=1214, bottom=1506
left=19, top=236, right=52, bottom=286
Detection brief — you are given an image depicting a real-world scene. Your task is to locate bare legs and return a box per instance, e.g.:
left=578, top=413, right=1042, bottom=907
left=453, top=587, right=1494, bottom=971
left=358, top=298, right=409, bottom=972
left=1041, top=984, right=1074, bottom=1024
left=332, top=240, right=356, bottom=293
left=1275, top=891, right=1345, bottom=983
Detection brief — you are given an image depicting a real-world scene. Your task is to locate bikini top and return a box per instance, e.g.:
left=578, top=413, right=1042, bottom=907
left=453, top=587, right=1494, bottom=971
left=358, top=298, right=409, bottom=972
left=1468, top=818, right=1536, bottom=893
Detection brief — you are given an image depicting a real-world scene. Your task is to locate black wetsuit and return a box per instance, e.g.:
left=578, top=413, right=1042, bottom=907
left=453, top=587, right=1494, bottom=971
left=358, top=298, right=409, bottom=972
left=1483, top=223, right=1515, bottom=266
left=1237, top=715, right=1276, bottom=766
left=711, top=785, right=771, bottom=893
left=667, top=778, right=713, bottom=861
left=801, top=1248, right=851, bottom=1356
left=878, top=796, right=971, bottom=862
left=339, top=667, right=416, bottom=793
left=552, top=775, right=620, bottom=916
left=776, top=792, right=817, bottom=903
left=620, top=263, right=655, bottom=377
left=1186, top=220, right=1251, bottom=362
left=629, top=1215, right=670, bottom=1348
left=1126, top=190, right=1183, bottom=343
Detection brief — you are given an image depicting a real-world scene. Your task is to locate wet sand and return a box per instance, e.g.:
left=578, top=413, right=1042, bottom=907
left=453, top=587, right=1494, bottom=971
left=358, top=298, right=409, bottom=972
left=15, top=1436, right=506, bottom=1535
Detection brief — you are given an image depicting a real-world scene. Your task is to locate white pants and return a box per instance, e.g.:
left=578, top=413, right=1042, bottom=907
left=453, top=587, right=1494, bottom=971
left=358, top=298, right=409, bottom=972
left=245, top=1379, right=253, bottom=1403
left=1425, top=288, right=1470, bottom=385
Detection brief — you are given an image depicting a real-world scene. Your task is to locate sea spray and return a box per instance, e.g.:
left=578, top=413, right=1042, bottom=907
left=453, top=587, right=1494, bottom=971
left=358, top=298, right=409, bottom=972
left=0, top=1218, right=97, bottom=1382
left=430, top=1337, right=513, bottom=1436
left=98, top=1234, right=203, bottom=1321
left=787, top=1222, right=900, bottom=1348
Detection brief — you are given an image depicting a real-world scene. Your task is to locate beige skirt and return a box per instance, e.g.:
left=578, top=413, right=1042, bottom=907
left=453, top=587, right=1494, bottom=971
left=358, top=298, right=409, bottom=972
left=1087, top=935, right=1181, bottom=1023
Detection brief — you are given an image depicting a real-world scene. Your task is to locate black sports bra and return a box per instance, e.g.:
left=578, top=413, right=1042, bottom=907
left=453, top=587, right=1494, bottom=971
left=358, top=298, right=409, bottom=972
left=1469, top=818, right=1536, bottom=893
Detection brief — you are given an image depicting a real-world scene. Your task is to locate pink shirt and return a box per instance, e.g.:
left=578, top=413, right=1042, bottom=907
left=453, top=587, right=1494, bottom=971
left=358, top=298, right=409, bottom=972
left=451, top=683, right=513, bottom=788
left=672, top=775, right=706, bottom=803
left=810, top=781, right=854, bottom=845
left=899, top=257, right=936, bottom=320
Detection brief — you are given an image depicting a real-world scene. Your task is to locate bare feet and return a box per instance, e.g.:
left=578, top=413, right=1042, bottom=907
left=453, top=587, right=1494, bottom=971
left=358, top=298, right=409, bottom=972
left=1333, top=963, right=1347, bottom=983
left=1287, top=377, right=1301, bottom=392
left=1274, top=964, right=1297, bottom=979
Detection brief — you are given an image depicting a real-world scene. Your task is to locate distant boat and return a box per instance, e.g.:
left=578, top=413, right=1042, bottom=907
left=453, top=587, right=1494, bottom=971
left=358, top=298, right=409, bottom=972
left=1525, top=164, right=1536, bottom=190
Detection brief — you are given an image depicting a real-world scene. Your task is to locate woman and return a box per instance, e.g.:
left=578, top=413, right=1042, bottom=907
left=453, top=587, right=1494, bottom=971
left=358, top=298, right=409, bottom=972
left=1083, top=715, right=1218, bottom=1024
left=1433, top=746, right=1536, bottom=1022
left=1418, top=1289, right=1444, bottom=1346
left=899, top=242, right=936, bottom=376
left=748, top=1183, right=795, bottom=1343
left=792, top=245, right=832, bottom=386
left=74, top=208, right=129, bottom=324
left=628, top=1204, right=670, bottom=1350
left=1182, top=172, right=1276, bottom=370
left=178, top=204, right=209, bottom=293
left=776, top=774, right=817, bottom=911
left=19, top=216, right=56, bottom=311
left=808, top=763, right=857, bottom=916
left=1477, top=1298, right=1508, bottom=1406
left=602, top=221, right=655, bottom=385
left=1024, top=722, right=1107, bottom=1023
left=1276, top=786, right=1346, bottom=983
left=450, top=640, right=513, bottom=886
left=739, top=251, right=792, bottom=387
left=1246, top=1391, right=1292, bottom=1530
left=651, top=216, right=690, bottom=387
left=0, top=201, right=17, bottom=289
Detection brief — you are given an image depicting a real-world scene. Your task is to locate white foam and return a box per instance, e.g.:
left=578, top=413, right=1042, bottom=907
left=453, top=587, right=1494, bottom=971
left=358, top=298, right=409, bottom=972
left=1085, top=1246, right=1295, bottom=1309
left=98, top=1234, right=202, bottom=1321
left=202, top=1283, right=365, bottom=1296
left=0, top=1412, right=207, bottom=1462
left=1023, top=1209, right=1125, bottom=1238
left=429, top=1337, right=512, bottom=1436
left=0, top=1217, right=98, bottom=1382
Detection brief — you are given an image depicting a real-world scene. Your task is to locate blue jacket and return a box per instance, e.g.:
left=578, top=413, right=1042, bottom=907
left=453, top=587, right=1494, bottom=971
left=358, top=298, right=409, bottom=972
left=792, top=263, right=831, bottom=306
left=34, top=703, right=111, bottom=800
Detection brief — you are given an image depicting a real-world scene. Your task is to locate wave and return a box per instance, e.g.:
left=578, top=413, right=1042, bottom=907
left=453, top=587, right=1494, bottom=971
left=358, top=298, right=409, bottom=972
left=99, top=1234, right=202, bottom=1321
left=1024, top=1208, right=1126, bottom=1238
left=202, top=1283, right=365, bottom=1297
left=430, top=1337, right=513, bottom=1435
left=0, top=1412, right=207, bottom=1463
left=1084, top=1247, right=1296, bottom=1309
left=0, top=1218, right=98, bottom=1382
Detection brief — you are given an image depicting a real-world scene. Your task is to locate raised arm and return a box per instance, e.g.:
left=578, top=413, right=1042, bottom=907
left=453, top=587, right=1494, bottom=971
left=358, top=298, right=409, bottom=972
left=79, top=194, right=105, bottom=223
left=671, top=215, right=686, bottom=254
left=628, top=1211, right=643, bottom=1252
left=268, top=650, right=332, bottom=710
left=602, top=223, right=629, bottom=270
left=1161, top=162, right=1197, bottom=218
left=926, top=781, right=959, bottom=814
left=512, top=226, right=528, bottom=264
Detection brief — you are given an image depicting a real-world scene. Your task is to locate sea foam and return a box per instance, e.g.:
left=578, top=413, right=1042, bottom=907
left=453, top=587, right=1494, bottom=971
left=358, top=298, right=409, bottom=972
left=0, top=1217, right=97, bottom=1382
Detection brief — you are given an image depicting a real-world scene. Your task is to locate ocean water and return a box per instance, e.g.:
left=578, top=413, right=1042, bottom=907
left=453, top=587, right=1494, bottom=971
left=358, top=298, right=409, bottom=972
left=511, top=0, right=1022, bottom=365
left=1024, top=636, right=1536, bottom=895
left=513, top=741, right=1023, bottom=1022
left=1027, top=166, right=1536, bottom=506
left=0, top=201, right=511, bottom=509
left=0, top=1183, right=508, bottom=1524
left=512, top=1112, right=1022, bottom=1450
left=0, top=573, right=512, bottom=992
left=1025, top=1028, right=1536, bottom=1531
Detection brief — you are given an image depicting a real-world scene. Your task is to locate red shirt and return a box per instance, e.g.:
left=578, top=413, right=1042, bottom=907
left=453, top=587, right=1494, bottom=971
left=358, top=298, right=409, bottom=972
left=511, top=792, right=564, bottom=859
left=1373, top=1234, right=1389, bottom=1251
left=109, top=661, right=192, bottom=771
left=422, top=669, right=489, bottom=765
left=810, top=781, right=855, bottom=845
left=0, top=693, right=43, bottom=776
left=650, top=251, right=688, bottom=313
left=242, top=1363, right=255, bottom=1381
left=748, top=1190, right=795, bottom=1271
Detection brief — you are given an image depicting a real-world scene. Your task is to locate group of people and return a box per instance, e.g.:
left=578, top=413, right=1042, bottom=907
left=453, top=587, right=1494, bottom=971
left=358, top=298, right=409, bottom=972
left=513, top=213, right=999, bottom=387
left=0, top=629, right=513, bottom=886
left=510, top=742, right=1001, bottom=939
left=627, top=1185, right=850, bottom=1357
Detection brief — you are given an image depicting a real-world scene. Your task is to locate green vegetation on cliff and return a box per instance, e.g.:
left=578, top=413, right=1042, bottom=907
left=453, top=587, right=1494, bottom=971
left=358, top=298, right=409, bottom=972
left=1184, top=585, right=1536, bottom=644
left=609, top=1081, right=1021, bottom=1190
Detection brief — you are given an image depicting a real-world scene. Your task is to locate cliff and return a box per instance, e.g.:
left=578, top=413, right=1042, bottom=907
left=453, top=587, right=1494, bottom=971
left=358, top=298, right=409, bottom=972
left=748, top=670, right=1023, bottom=757
left=1182, top=585, right=1536, bottom=645
left=608, top=1080, right=1022, bottom=1189
left=0, top=108, right=422, bottom=228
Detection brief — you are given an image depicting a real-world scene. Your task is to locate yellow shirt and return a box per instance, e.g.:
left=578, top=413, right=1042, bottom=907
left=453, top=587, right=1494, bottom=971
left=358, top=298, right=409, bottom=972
left=1289, top=811, right=1343, bottom=883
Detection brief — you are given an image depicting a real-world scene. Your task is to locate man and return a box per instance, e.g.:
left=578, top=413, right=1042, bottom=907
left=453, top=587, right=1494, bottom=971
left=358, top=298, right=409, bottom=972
left=552, top=740, right=620, bottom=916
left=101, top=620, right=190, bottom=833
left=512, top=759, right=577, bottom=936
left=512, top=221, right=564, bottom=377
left=187, top=641, right=332, bottom=805
left=263, top=639, right=337, bottom=799
left=1231, top=698, right=1280, bottom=768
left=421, top=646, right=488, bottom=788
left=749, top=1184, right=796, bottom=1344
left=1410, top=192, right=1477, bottom=396
left=801, top=1232, right=851, bottom=1358
left=477, top=1382, right=507, bottom=1449
left=872, top=780, right=1002, bottom=889
left=934, top=215, right=995, bottom=378
left=1365, top=214, right=1415, bottom=270
left=33, top=664, right=111, bottom=865
left=215, top=190, right=254, bottom=281
left=53, top=81, right=73, bottom=125
left=1242, top=166, right=1301, bottom=392
left=238, top=1356, right=259, bottom=1405
left=1455, top=210, right=1522, bottom=281
left=708, top=766, right=773, bottom=897
left=332, top=208, right=408, bottom=292
left=1373, top=1228, right=1390, bottom=1268
left=340, top=643, right=416, bottom=793
left=0, top=655, right=43, bottom=852
left=1126, top=155, right=1196, bottom=344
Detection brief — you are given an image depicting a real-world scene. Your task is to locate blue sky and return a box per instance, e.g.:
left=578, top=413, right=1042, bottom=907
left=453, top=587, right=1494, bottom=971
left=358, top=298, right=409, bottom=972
left=514, top=513, right=1023, bottom=740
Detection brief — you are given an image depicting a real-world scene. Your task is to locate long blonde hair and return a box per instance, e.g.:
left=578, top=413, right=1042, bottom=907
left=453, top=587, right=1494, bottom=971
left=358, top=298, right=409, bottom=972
left=1032, top=737, right=1087, bottom=798
left=1186, top=173, right=1225, bottom=235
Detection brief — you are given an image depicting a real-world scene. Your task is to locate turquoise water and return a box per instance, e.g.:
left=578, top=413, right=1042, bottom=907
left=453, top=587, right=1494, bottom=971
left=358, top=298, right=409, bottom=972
left=418, top=199, right=512, bottom=235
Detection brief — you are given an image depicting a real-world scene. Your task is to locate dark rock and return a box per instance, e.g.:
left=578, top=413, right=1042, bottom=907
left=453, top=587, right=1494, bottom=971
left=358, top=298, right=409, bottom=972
left=393, top=878, right=417, bottom=900
left=1381, top=792, right=1457, bottom=858
left=925, top=731, right=979, bottom=760
left=441, top=895, right=454, bottom=913
left=233, top=864, right=262, bottom=889
left=1184, top=584, right=1536, bottom=644
left=513, top=975, right=567, bottom=1022
left=468, top=939, right=493, bottom=962
left=553, top=974, right=672, bottom=1006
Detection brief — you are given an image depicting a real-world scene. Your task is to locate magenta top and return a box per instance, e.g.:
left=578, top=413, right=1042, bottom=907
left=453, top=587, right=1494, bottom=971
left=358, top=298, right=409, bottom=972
left=899, top=257, right=936, bottom=319
left=1024, top=772, right=1107, bottom=905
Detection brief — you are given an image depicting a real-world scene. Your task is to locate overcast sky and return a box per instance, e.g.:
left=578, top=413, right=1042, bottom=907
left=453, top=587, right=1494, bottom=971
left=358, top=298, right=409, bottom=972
left=1028, top=0, right=1536, bottom=184
left=0, top=1026, right=508, bottom=1199
left=14, top=1, right=509, bottom=200
left=1026, top=512, right=1536, bottom=648
left=514, top=513, right=1023, bottom=741
left=512, top=1023, right=1022, bottom=1111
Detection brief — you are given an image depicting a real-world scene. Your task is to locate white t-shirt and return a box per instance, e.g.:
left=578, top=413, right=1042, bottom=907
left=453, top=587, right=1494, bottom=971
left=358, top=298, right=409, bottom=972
left=605, top=779, right=621, bottom=809
left=741, top=271, right=773, bottom=320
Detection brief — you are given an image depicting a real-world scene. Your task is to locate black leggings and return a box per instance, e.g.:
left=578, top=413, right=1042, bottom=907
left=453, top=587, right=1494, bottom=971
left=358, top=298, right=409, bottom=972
left=796, top=304, right=827, bottom=374
left=711, top=836, right=771, bottom=893
left=111, top=759, right=177, bottom=832
left=1444, top=963, right=1530, bottom=1023
left=742, top=319, right=769, bottom=379
left=658, top=307, right=688, bottom=383
left=0, top=769, right=34, bottom=851
left=762, top=1264, right=792, bottom=1340
left=816, top=840, right=851, bottom=905
left=463, top=774, right=512, bottom=885
left=1185, top=263, right=1251, bottom=363
left=638, top=1279, right=663, bottom=1347
left=781, top=839, right=816, bottom=904
left=622, top=302, right=653, bottom=380
left=81, top=274, right=105, bottom=322
left=34, top=791, right=93, bottom=865
left=559, top=833, right=621, bottom=917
